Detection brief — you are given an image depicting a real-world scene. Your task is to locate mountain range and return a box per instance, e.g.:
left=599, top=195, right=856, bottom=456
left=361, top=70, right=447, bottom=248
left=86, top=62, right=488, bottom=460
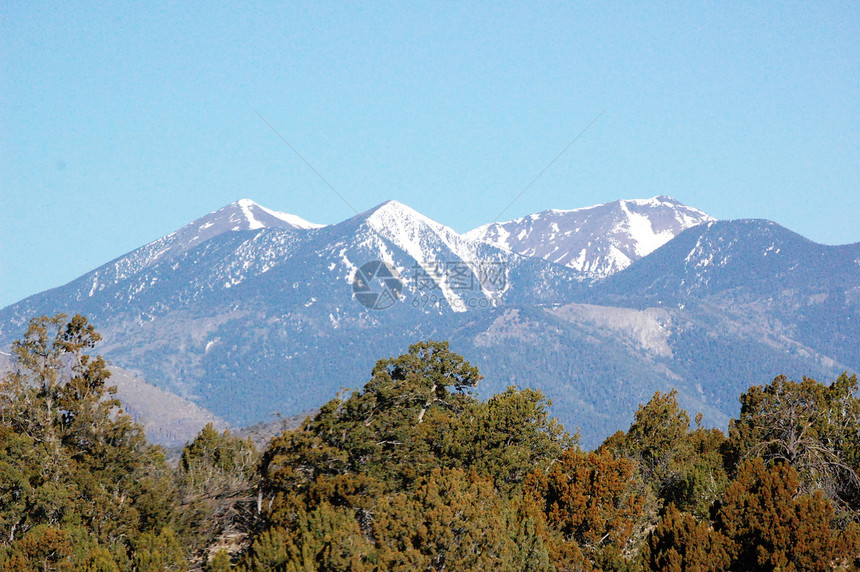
left=2, top=197, right=857, bottom=448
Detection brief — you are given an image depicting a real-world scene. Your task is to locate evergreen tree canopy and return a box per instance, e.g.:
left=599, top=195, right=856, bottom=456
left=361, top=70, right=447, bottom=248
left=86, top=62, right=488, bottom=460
left=1, top=318, right=857, bottom=570
left=729, top=373, right=860, bottom=522
left=251, top=340, right=573, bottom=571
left=0, top=314, right=179, bottom=570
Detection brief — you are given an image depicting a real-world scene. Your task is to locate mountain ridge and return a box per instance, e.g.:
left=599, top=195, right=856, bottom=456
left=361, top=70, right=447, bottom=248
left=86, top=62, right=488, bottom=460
left=466, top=195, right=715, bottom=278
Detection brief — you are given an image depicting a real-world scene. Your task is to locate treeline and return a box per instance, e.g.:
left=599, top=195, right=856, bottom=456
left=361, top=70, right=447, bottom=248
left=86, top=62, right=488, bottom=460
left=1, top=315, right=859, bottom=571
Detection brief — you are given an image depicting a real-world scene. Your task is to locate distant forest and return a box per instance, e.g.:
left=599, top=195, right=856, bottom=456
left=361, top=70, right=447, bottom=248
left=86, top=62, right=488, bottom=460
left=1, top=314, right=858, bottom=571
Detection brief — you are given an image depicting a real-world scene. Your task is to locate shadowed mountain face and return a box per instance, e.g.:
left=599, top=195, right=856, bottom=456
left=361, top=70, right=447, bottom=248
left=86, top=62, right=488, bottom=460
left=597, top=219, right=860, bottom=301
left=2, top=198, right=856, bottom=448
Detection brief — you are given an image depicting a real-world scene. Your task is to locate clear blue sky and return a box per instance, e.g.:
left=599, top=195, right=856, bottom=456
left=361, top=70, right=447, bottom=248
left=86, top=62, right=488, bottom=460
left=2, top=1, right=858, bottom=307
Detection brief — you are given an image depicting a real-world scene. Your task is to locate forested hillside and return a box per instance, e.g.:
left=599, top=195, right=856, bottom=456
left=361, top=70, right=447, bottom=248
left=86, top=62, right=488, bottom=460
left=1, top=315, right=858, bottom=570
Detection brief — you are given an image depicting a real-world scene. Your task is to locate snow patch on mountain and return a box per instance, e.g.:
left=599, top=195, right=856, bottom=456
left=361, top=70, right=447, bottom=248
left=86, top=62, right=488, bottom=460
left=618, top=201, right=676, bottom=256
left=238, top=199, right=265, bottom=230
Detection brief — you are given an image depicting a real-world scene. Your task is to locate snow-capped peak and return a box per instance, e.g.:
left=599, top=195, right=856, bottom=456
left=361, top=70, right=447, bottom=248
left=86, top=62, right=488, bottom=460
left=234, top=199, right=324, bottom=230
left=356, top=200, right=468, bottom=263
left=349, top=200, right=506, bottom=312
left=465, top=196, right=715, bottom=279
left=166, top=200, right=322, bottom=248
left=361, top=200, right=480, bottom=255
left=86, top=200, right=324, bottom=286
left=363, top=200, right=449, bottom=235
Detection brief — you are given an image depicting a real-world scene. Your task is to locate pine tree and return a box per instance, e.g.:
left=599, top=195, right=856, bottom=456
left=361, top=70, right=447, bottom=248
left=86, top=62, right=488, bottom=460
left=523, top=448, right=646, bottom=570
left=600, top=390, right=730, bottom=520
left=728, top=373, right=860, bottom=523
left=249, top=341, right=563, bottom=570
left=716, top=458, right=856, bottom=571
left=446, top=387, right=575, bottom=494
left=176, top=424, right=259, bottom=559
left=642, top=504, right=730, bottom=571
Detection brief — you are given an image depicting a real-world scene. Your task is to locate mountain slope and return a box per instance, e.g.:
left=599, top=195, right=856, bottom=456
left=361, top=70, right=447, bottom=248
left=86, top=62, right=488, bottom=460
left=593, top=218, right=860, bottom=371
left=466, top=196, right=714, bottom=278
